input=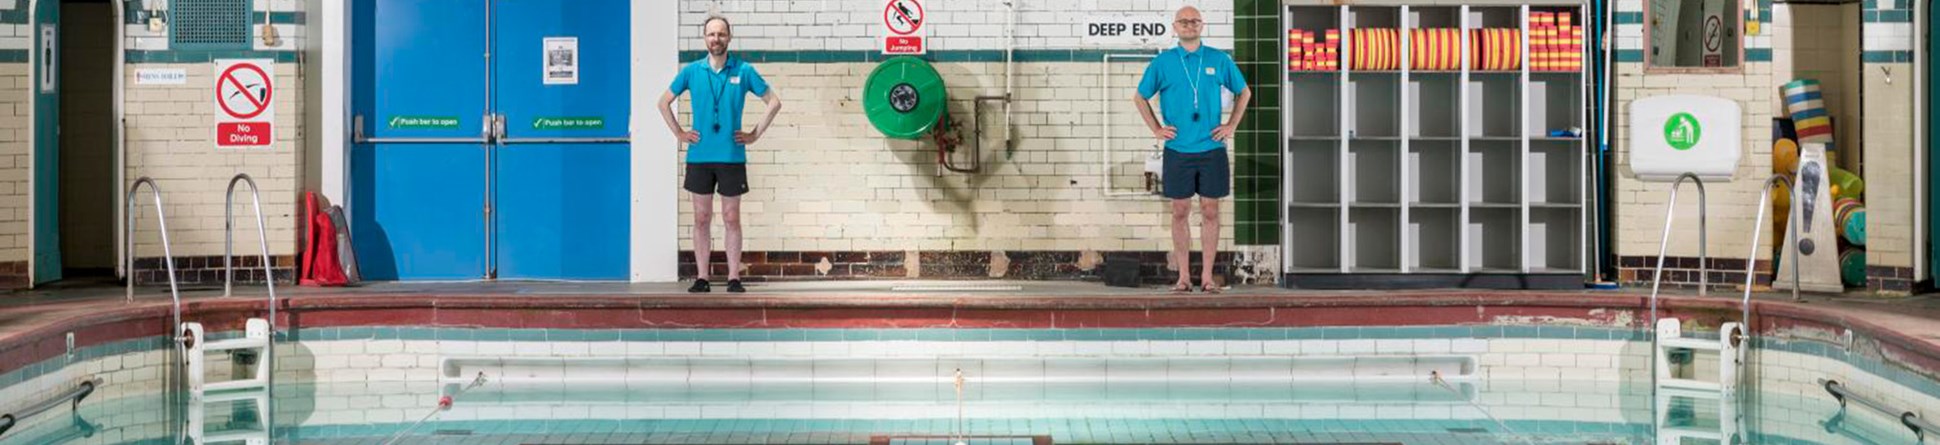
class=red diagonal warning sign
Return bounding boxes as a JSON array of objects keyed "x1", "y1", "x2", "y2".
[{"x1": 218, "y1": 62, "x2": 271, "y2": 120}]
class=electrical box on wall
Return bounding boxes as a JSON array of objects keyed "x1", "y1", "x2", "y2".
[{"x1": 1628, "y1": 95, "x2": 1742, "y2": 182}]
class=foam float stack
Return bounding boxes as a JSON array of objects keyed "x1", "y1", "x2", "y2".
[
  {"x1": 1288, "y1": 29, "x2": 1341, "y2": 71},
  {"x1": 1350, "y1": 28, "x2": 1401, "y2": 70},
  {"x1": 1408, "y1": 29, "x2": 1463, "y2": 71},
  {"x1": 1469, "y1": 28, "x2": 1522, "y2": 71},
  {"x1": 1782, "y1": 80, "x2": 1835, "y2": 143},
  {"x1": 1529, "y1": 12, "x2": 1583, "y2": 71}
]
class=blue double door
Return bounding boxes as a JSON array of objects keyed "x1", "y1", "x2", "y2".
[{"x1": 352, "y1": 0, "x2": 630, "y2": 280}]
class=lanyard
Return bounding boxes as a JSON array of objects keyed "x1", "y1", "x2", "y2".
[
  {"x1": 1178, "y1": 50, "x2": 1204, "y2": 120},
  {"x1": 709, "y1": 63, "x2": 733, "y2": 122}
]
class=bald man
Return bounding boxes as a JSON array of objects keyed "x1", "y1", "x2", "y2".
[{"x1": 1131, "y1": 6, "x2": 1251, "y2": 293}]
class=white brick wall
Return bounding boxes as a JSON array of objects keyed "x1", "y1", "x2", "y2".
[
  {"x1": 1611, "y1": 62, "x2": 1777, "y2": 262},
  {"x1": 681, "y1": 0, "x2": 1236, "y2": 51},
  {"x1": 670, "y1": 1, "x2": 1244, "y2": 251},
  {"x1": 0, "y1": 65, "x2": 27, "y2": 263},
  {"x1": 123, "y1": 63, "x2": 303, "y2": 257},
  {"x1": 1861, "y1": 63, "x2": 1915, "y2": 268}
]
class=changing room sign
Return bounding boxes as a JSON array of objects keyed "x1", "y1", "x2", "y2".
[
  {"x1": 1083, "y1": 15, "x2": 1171, "y2": 47},
  {"x1": 214, "y1": 59, "x2": 274, "y2": 149}
]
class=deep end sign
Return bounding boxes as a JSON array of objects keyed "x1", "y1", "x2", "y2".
[{"x1": 1084, "y1": 16, "x2": 1170, "y2": 47}]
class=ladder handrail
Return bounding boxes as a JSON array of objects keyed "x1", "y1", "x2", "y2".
[
  {"x1": 1742, "y1": 174, "x2": 1802, "y2": 330},
  {"x1": 0, "y1": 377, "x2": 98, "y2": 438},
  {"x1": 1648, "y1": 173, "x2": 1708, "y2": 326},
  {"x1": 1824, "y1": 379, "x2": 1939, "y2": 440},
  {"x1": 124, "y1": 178, "x2": 184, "y2": 329},
  {"x1": 221, "y1": 173, "x2": 277, "y2": 436}
]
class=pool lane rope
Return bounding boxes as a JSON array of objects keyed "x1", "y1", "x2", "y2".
[{"x1": 381, "y1": 372, "x2": 489, "y2": 445}]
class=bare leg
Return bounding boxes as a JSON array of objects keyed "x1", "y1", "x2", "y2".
[
  {"x1": 723, "y1": 196, "x2": 743, "y2": 280},
  {"x1": 692, "y1": 193, "x2": 714, "y2": 281},
  {"x1": 1170, "y1": 198, "x2": 1193, "y2": 290},
  {"x1": 1199, "y1": 197, "x2": 1221, "y2": 290}
]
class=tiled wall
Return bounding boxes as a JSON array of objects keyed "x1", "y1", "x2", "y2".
[
  {"x1": 659, "y1": 0, "x2": 1289, "y2": 281},
  {"x1": 1611, "y1": 0, "x2": 1779, "y2": 290},
  {"x1": 0, "y1": 0, "x2": 33, "y2": 283},
  {"x1": 1856, "y1": 0, "x2": 1919, "y2": 291},
  {"x1": 6, "y1": 324, "x2": 1940, "y2": 444},
  {"x1": 121, "y1": 0, "x2": 305, "y2": 285}
]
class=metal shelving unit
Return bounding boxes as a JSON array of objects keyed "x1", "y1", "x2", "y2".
[{"x1": 1281, "y1": 3, "x2": 1588, "y2": 289}]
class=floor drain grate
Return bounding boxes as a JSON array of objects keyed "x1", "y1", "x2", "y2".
[
  {"x1": 1446, "y1": 427, "x2": 1490, "y2": 434},
  {"x1": 432, "y1": 429, "x2": 473, "y2": 436}
]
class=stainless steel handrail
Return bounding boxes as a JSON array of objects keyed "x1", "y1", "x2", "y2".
[
  {"x1": 1741, "y1": 175, "x2": 1802, "y2": 330},
  {"x1": 1824, "y1": 379, "x2": 1939, "y2": 440},
  {"x1": 0, "y1": 377, "x2": 100, "y2": 437},
  {"x1": 124, "y1": 178, "x2": 184, "y2": 326},
  {"x1": 1648, "y1": 172, "x2": 1708, "y2": 327},
  {"x1": 221, "y1": 173, "x2": 278, "y2": 434}
]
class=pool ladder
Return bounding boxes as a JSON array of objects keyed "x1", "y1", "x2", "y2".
[
  {"x1": 138, "y1": 175, "x2": 279, "y2": 445},
  {"x1": 1644, "y1": 174, "x2": 1801, "y2": 445}
]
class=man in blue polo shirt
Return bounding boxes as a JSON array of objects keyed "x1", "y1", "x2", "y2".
[
  {"x1": 1131, "y1": 5, "x2": 1252, "y2": 294},
  {"x1": 657, "y1": 15, "x2": 783, "y2": 294}
]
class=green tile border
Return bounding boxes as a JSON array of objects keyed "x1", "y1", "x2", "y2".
[
  {"x1": 1863, "y1": 50, "x2": 1915, "y2": 63},
  {"x1": 125, "y1": 50, "x2": 299, "y2": 64}
]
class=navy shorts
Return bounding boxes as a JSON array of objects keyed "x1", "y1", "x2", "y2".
[
  {"x1": 684, "y1": 163, "x2": 750, "y2": 197},
  {"x1": 1162, "y1": 148, "x2": 1230, "y2": 199}
]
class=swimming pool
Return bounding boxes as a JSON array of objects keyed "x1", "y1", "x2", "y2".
[{"x1": 3, "y1": 321, "x2": 1937, "y2": 444}]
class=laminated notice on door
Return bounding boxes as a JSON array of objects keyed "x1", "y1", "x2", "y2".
[{"x1": 543, "y1": 37, "x2": 579, "y2": 85}]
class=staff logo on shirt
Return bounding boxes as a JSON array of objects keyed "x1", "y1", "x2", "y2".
[
  {"x1": 1204, "y1": 67, "x2": 1216, "y2": 75},
  {"x1": 730, "y1": 76, "x2": 741, "y2": 84}
]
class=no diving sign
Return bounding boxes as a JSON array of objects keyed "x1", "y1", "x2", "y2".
[
  {"x1": 215, "y1": 59, "x2": 274, "y2": 149},
  {"x1": 881, "y1": 0, "x2": 925, "y2": 55}
]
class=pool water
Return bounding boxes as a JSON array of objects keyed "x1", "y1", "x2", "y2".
[{"x1": 1, "y1": 326, "x2": 1935, "y2": 444}]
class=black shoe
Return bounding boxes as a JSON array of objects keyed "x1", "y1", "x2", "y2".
[
  {"x1": 688, "y1": 279, "x2": 711, "y2": 293},
  {"x1": 726, "y1": 279, "x2": 746, "y2": 293}
]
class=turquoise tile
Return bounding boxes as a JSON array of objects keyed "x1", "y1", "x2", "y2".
[
  {"x1": 337, "y1": 327, "x2": 375, "y2": 340},
  {"x1": 986, "y1": 329, "x2": 1035, "y2": 341},
  {"x1": 801, "y1": 330, "x2": 845, "y2": 342},
  {"x1": 398, "y1": 327, "x2": 438, "y2": 341},
  {"x1": 473, "y1": 329, "x2": 510, "y2": 341},
  {"x1": 725, "y1": 330, "x2": 768, "y2": 341},
  {"x1": 691, "y1": 330, "x2": 737, "y2": 342},
  {"x1": 506, "y1": 329, "x2": 547, "y2": 342},
  {"x1": 1287, "y1": 328, "x2": 1324, "y2": 340},
  {"x1": 873, "y1": 329, "x2": 919, "y2": 341},
  {"x1": 1174, "y1": 329, "x2": 1218, "y2": 340},
  {"x1": 659, "y1": 330, "x2": 701, "y2": 341},
  {"x1": 618, "y1": 330, "x2": 655, "y2": 342},
  {"x1": 1062, "y1": 329, "x2": 1104, "y2": 341},
  {"x1": 1246, "y1": 328, "x2": 1288, "y2": 340},
  {"x1": 582, "y1": 330, "x2": 620, "y2": 342},
  {"x1": 915, "y1": 329, "x2": 956, "y2": 341},
  {"x1": 1320, "y1": 327, "x2": 1360, "y2": 339},
  {"x1": 1538, "y1": 325, "x2": 1577, "y2": 339},
  {"x1": 1430, "y1": 326, "x2": 1473, "y2": 339},
  {"x1": 767, "y1": 330, "x2": 807, "y2": 341},
  {"x1": 955, "y1": 330, "x2": 991, "y2": 341},
  {"x1": 841, "y1": 330, "x2": 880, "y2": 341},
  {"x1": 1503, "y1": 326, "x2": 1543, "y2": 338}
]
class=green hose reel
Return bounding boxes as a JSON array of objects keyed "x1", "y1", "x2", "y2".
[{"x1": 863, "y1": 56, "x2": 947, "y2": 140}]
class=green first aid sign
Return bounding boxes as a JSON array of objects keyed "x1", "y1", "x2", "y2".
[{"x1": 1664, "y1": 112, "x2": 1701, "y2": 151}]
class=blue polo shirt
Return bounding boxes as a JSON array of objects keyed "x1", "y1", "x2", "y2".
[
  {"x1": 669, "y1": 56, "x2": 770, "y2": 164},
  {"x1": 1137, "y1": 45, "x2": 1247, "y2": 153}
]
